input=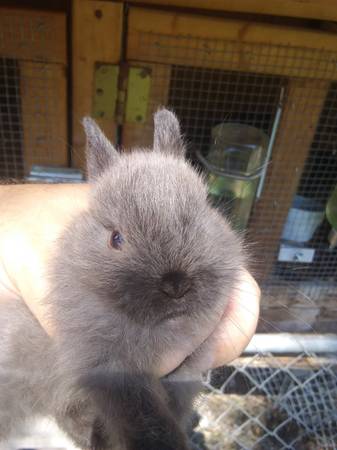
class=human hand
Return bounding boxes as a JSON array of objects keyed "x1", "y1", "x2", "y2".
[
  {"x1": 207, "y1": 269, "x2": 260, "y2": 369},
  {"x1": 159, "y1": 269, "x2": 260, "y2": 378},
  {"x1": 0, "y1": 183, "x2": 90, "y2": 335}
]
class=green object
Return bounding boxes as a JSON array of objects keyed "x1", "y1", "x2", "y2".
[
  {"x1": 93, "y1": 64, "x2": 119, "y2": 119},
  {"x1": 326, "y1": 185, "x2": 337, "y2": 248},
  {"x1": 197, "y1": 123, "x2": 269, "y2": 231},
  {"x1": 326, "y1": 185, "x2": 337, "y2": 229},
  {"x1": 125, "y1": 67, "x2": 151, "y2": 123},
  {"x1": 208, "y1": 174, "x2": 259, "y2": 231}
]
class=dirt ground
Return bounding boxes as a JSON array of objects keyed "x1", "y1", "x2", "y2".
[{"x1": 191, "y1": 392, "x2": 320, "y2": 450}]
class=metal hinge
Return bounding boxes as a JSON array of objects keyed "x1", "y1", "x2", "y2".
[
  {"x1": 124, "y1": 66, "x2": 151, "y2": 123},
  {"x1": 93, "y1": 64, "x2": 152, "y2": 124}
]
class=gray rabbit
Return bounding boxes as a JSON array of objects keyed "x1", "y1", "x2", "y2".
[{"x1": 0, "y1": 109, "x2": 244, "y2": 449}]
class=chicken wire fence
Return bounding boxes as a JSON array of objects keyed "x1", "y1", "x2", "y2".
[
  {"x1": 7, "y1": 352, "x2": 337, "y2": 450},
  {"x1": 192, "y1": 352, "x2": 337, "y2": 450}
]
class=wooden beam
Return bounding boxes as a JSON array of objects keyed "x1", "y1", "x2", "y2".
[
  {"x1": 71, "y1": 0, "x2": 123, "y2": 170},
  {"x1": 248, "y1": 79, "x2": 330, "y2": 280},
  {"x1": 128, "y1": 8, "x2": 337, "y2": 80},
  {"x1": 20, "y1": 61, "x2": 68, "y2": 174},
  {"x1": 0, "y1": 8, "x2": 66, "y2": 63},
  {"x1": 127, "y1": 0, "x2": 337, "y2": 23}
]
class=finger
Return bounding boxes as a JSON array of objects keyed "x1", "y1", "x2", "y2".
[{"x1": 210, "y1": 270, "x2": 260, "y2": 368}]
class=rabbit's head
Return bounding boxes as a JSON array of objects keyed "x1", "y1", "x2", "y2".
[{"x1": 65, "y1": 109, "x2": 244, "y2": 327}]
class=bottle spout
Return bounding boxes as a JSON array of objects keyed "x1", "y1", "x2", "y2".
[{"x1": 328, "y1": 228, "x2": 337, "y2": 250}]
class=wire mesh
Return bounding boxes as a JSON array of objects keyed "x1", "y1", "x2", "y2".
[
  {"x1": 127, "y1": 29, "x2": 337, "y2": 334},
  {"x1": 0, "y1": 57, "x2": 24, "y2": 178},
  {"x1": 6, "y1": 353, "x2": 337, "y2": 450},
  {"x1": 192, "y1": 352, "x2": 337, "y2": 450}
]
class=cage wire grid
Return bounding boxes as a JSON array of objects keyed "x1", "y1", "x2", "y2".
[
  {"x1": 0, "y1": 56, "x2": 23, "y2": 178},
  {"x1": 0, "y1": 10, "x2": 67, "y2": 179},
  {"x1": 195, "y1": 352, "x2": 337, "y2": 450},
  {"x1": 126, "y1": 29, "x2": 337, "y2": 449},
  {"x1": 131, "y1": 29, "x2": 337, "y2": 329}
]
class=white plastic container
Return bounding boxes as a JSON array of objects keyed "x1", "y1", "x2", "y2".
[{"x1": 281, "y1": 195, "x2": 324, "y2": 243}]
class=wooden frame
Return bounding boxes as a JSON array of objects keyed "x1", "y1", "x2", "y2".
[
  {"x1": 0, "y1": 7, "x2": 67, "y2": 174},
  {"x1": 71, "y1": 0, "x2": 123, "y2": 170}
]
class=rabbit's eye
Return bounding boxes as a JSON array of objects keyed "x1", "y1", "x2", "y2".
[{"x1": 110, "y1": 231, "x2": 124, "y2": 250}]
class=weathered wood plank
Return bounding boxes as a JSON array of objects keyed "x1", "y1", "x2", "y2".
[{"x1": 0, "y1": 8, "x2": 66, "y2": 63}]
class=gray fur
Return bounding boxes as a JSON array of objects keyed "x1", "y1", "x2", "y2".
[
  {"x1": 83, "y1": 117, "x2": 120, "y2": 181},
  {"x1": 0, "y1": 109, "x2": 244, "y2": 449},
  {"x1": 153, "y1": 108, "x2": 186, "y2": 156}
]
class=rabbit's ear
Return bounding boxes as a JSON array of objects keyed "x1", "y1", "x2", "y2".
[
  {"x1": 153, "y1": 108, "x2": 186, "y2": 157},
  {"x1": 82, "y1": 117, "x2": 120, "y2": 182}
]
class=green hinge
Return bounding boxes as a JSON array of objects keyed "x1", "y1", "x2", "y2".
[
  {"x1": 93, "y1": 63, "x2": 119, "y2": 120},
  {"x1": 125, "y1": 67, "x2": 152, "y2": 123}
]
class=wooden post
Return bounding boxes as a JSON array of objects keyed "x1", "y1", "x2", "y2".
[{"x1": 72, "y1": 0, "x2": 123, "y2": 170}]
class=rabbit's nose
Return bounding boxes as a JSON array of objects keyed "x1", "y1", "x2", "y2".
[{"x1": 160, "y1": 271, "x2": 191, "y2": 299}]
